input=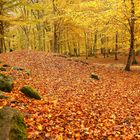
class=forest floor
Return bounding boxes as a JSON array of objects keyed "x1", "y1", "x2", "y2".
[
  {"x1": 73, "y1": 54, "x2": 140, "y2": 70},
  {"x1": 0, "y1": 50, "x2": 140, "y2": 140}
]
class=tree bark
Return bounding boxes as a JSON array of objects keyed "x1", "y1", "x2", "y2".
[
  {"x1": 84, "y1": 32, "x2": 88, "y2": 59},
  {"x1": 66, "y1": 28, "x2": 71, "y2": 56},
  {"x1": 93, "y1": 31, "x2": 97, "y2": 57},
  {"x1": 115, "y1": 31, "x2": 118, "y2": 60},
  {"x1": 52, "y1": 0, "x2": 58, "y2": 53},
  {"x1": 125, "y1": 0, "x2": 135, "y2": 71},
  {"x1": 0, "y1": 4, "x2": 4, "y2": 53},
  {"x1": 43, "y1": 27, "x2": 46, "y2": 51},
  {"x1": 77, "y1": 35, "x2": 80, "y2": 56}
]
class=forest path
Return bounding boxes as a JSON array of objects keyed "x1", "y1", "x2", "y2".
[{"x1": 73, "y1": 55, "x2": 140, "y2": 70}]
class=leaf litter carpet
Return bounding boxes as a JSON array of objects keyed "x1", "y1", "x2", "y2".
[{"x1": 0, "y1": 50, "x2": 140, "y2": 139}]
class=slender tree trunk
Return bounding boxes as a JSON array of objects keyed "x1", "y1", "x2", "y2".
[
  {"x1": 32, "y1": 29, "x2": 35, "y2": 50},
  {"x1": 50, "y1": 40, "x2": 53, "y2": 52},
  {"x1": 37, "y1": 9, "x2": 42, "y2": 51},
  {"x1": 84, "y1": 32, "x2": 88, "y2": 59},
  {"x1": 3, "y1": 40, "x2": 6, "y2": 52},
  {"x1": 53, "y1": 24, "x2": 58, "y2": 52},
  {"x1": 77, "y1": 35, "x2": 80, "y2": 56},
  {"x1": 103, "y1": 48, "x2": 106, "y2": 58},
  {"x1": 43, "y1": 28, "x2": 46, "y2": 51},
  {"x1": 66, "y1": 28, "x2": 71, "y2": 56},
  {"x1": 0, "y1": 21, "x2": 4, "y2": 53},
  {"x1": 24, "y1": 31, "x2": 29, "y2": 49},
  {"x1": 115, "y1": 31, "x2": 118, "y2": 60},
  {"x1": 37, "y1": 23, "x2": 42, "y2": 50},
  {"x1": 106, "y1": 37, "x2": 109, "y2": 57},
  {"x1": 125, "y1": 0, "x2": 135, "y2": 71},
  {"x1": 8, "y1": 39, "x2": 11, "y2": 51},
  {"x1": 0, "y1": 4, "x2": 4, "y2": 53},
  {"x1": 52, "y1": 0, "x2": 58, "y2": 53},
  {"x1": 12, "y1": 35, "x2": 16, "y2": 50},
  {"x1": 93, "y1": 31, "x2": 97, "y2": 57}
]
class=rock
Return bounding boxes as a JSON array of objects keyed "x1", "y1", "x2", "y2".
[
  {"x1": 20, "y1": 85, "x2": 41, "y2": 100},
  {"x1": 12, "y1": 66, "x2": 24, "y2": 71},
  {"x1": 25, "y1": 70, "x2": 31, "y2": 75},
  {"x1": 91, "y1": 73, "x2": 99, "y2": 80},
  {"x1": 0, "y1": 74, "x2": 14, "y2": 92},
  {"x1": 0, "y1": 107, "x2": 27, "y2": 140},
  {"x1": 2, "y1": 64, "x2": 10, "y2": 67},
  {"x1": 0, "y1": 67, "x2": 6, "y2": 71},
  {"x1": 10, "y1": 100, "x2": 20, "y2": 104},
  {"x1": 0, "y1": 93, "x2": 9, "y2": 99}
]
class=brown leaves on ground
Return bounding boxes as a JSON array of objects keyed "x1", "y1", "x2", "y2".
[{"x1": 0, "y1": 50, "x2": 140, "y2": 139}]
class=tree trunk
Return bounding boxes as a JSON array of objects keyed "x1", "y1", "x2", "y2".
[
  {"x1": 0, "y1": 21, "x2": 4, "y2": 53},
  {"x1": 125, "y1": 0, "x2": 135, "y2": 71},
  {"x1": 37, "y1": 23, "x2": 42, "y2": 50},
  {"x1": 63, "y1": 33, "x2": 67, "y2": 54},
  {"x1": 93, "y1": 32, "x2": 97, "y2": 57},
  {"x1": 43, "y1": 28, "x2": 46, "y2": 51},
  {"x1": 115, "y1": 31, "x2": 118, "y2": 60},
  {"x1": 53, "y1": 24, "x2": 57, "y2": 52},
  {"x1": 103, "y1": 48, "x2": 106, "y2": 58},
  {"x1": 24, "y1": 31, "x2": 29, "y2": 49},
  {"x1": 77, "y1": 35, "x2": 80, "y2": 56},
  {"x1": 33, "y1": 28, "x2": 36, "y2": 50},
  {"x1": 8, "y1": 39, "x2": 11, "y2": 51},
  {"x1": 52, "y1": 0, "x2": 58, "y2": 53},
  {"x1": 0, "y1": 4, "x2": 4, "y2": 53},
  {"x1": 66, "y1": 28, "x2": 71, "y2": 56},
  {"x1": 84, "y1": 32, "x2": 88, "y2": 59}
]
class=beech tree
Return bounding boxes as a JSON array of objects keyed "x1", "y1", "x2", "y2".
[{"x1": 0, "y1": 0, "x2": 20, "y2": 52}]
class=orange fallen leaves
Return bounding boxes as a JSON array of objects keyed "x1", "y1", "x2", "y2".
[{"x1": 0, "y1": 51, "x2": 140, "y2": 139}]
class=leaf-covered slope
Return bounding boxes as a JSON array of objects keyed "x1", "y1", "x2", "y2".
[{"x1": 0, "y1": 50, "x2": 140, "y2": 139}]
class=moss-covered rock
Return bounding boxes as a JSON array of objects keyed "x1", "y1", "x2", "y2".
[
  {"x1": 0, "y1": 74, "x2": 14, "y2": 92},
  {"x1": 0, "y1": 67, "x2": 6, "y2": 71},
  {"x1": 25, "y1": 70, "x2": 31, "y2": 75},
  {"x1": 12, "y1": 66, "x2": 24, "y2": 71},
  {"x1": 0, "y1": 93, "x2": 9, "y2": 99},
  {"x1": 20, "y1": 85, "x2": 41, "y2": 100},
  {"x1": 0, "y1": 107, "x2": 27, "y2": 140},
  {"x1": 91, "y1": 73, "x2": 99, "y2": 80}
]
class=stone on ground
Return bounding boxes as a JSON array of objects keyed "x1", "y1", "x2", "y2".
[
  {"x1": 12, "y1": 66, "x2": 24, "y2": 71},
  {"x1": 0, "y1": 67, "x2": 6, "y2": 71},
  {"x1": 0, "y1": 74, "x2": 14, "y2": 92},
  {"x1": 0, "y1": 107, "x2": 27, "y2": 140},
  {"x1": 20, "y1": 85, "x2": 41, "y2": 100},
  {"x1": 2, "y1": 64, "x2": 10, "y2": 67},
  {"x1": 25, "y1": 70, "x2": 31, "y2": 75},
  {"x1": 91, "y1": 73, "x2": 99, "y2": 80},
  {"x1": 0, "y1": 92, "x2": 9, "y2": 99}
]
